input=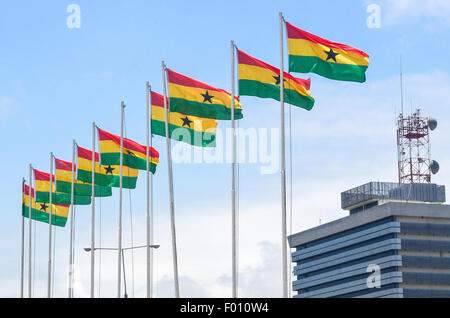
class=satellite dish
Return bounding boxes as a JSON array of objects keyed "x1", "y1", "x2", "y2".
[
  {"x1": 428, "y1": 118, "x2": 438, "y2": 131},
  {"x1": 430, "y1": 160, "x2": 440, "y2": 175}
]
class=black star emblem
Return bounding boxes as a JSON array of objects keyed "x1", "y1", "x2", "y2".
[
  {"x1": 324, "y1": 48, "x2": 339, "y2": 62},
  {"x1": 104, "y1": 165, "x2": 115, "y2": 175},
  {"x1": 273, "y1": 75, "x2": 286, "y2": 86},
  {"x1": 126, "y1": 150, "x2": 135, "y2": 156},
  {"x1": 40, "y1": 203, "x2": 48, "y2": 212},
  {"x1": 181, "y1": 116, "x2": 193, "y2": 128},
  {"x1": 201, "y1": 91, "x2": 214, "y2": 103}
]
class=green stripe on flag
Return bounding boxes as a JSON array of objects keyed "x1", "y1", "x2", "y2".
[
  {"x1": 22, "y1": 204, "x2": 67, "y2": 227},
  {"x1": 151, "y1": 120, "x2": 216, "y2": 148},
  {"x1": 56, "y1": 180, "x2": 112, "y2": 197},
  {"x1": 239, "y1": 79, "x2": 315, "y2": 111},
  {"x1": 99, "y1": 153, "x2": 157, "y2": 173},
  {"x1": 77, "y1": 169, "x2": 138, "y2": 190},
  {"x1": 35, "y1": 191, "x2": 91, "y2": 205},
  {"x1": 289, "y1": 55, "x2": 368, "y2": 83},
  {"x1": 169, "y1": 98, "x2": 243, "y2": 121}
]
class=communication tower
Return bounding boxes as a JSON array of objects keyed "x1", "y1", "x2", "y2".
[{"x1": 397, "y1": 109, "x2": 439, "y2": 184}]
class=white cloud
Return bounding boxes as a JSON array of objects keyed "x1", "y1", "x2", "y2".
[
  {"x1": 235, "y1": 242, "x2": 282, "y2": 298},
  {"x1": 155, "y1": 275, "x2": 208, "y2": 298},
  {"x1": 0, "y1": 97, "x2": 15, "y2": 119},
  {"x1": 381, "y1": 0, "x2": 450, "y2": 26}
]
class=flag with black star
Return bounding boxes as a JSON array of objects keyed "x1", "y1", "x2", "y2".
[
  {"x1": 166, "y1": 68, "x2": 243, "y2": 120},
  {"x1": 55, "y1": 157, "x2": 112, "y2": 198},
  {"x1": 33, "y1": 168, "x2": 91, "y2": 205},
  {"x1": 76, "y1": 145, "x2": 140, "y2": 189},
  {"x1": 150, "y1": 91, "x2": 218, "y2": 147},
  {"x1": 286, "y1": 21, "x2": 369, "y2": 83},
  {"x1": 22, "y1": 183, "x2": 69, "y2": 227},
  {"x1": 237, "y1": 49, "x2": 315, "y2": 111},
  {"x1": 98, "y1": 127, "x2": 159, "y2": 173}
]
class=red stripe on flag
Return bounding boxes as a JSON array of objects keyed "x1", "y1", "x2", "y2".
[
  {"x1": 167, "y1": 69, "x2": 239, "y2": 101},
  {"x1": 33, "y1": 169, "x2": 55, "y2": 181},
  {"x1": 23, "y1": 184, "x2": 35, "y2": 198},
  {"x1": 77, "y1": 146, "x2": 100, "y2": 162},
  {"x1": 285, "y1": 22, "x2": 369, "y2": 58},
  {"x1": 97, "y1": 128, "x2": 160, "y2": 159},
  {"x1": 237, "y1": 49, "x2": 311, "y2": 90},
  {"x1": 55, "y1": 158, "x2": 75, "y2": 171},
  {"x1": 151, "y1": 91, "x2": 167, "y2": 109}
]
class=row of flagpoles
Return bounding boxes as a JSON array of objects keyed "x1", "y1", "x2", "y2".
[{"x1": 19, "y1": 12, "x2": 369, "y2": 298}]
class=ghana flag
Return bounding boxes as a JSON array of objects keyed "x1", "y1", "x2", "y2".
[
  {"x1": 77, "y1": 145, "x2": 139, "y2": 189},
  {"x1": 34, "y1": 169, "x2": 91, "y2": 205},
  {"x1": 151, "y1": 91, "x2": 217, "y2": 147},
  {"x1": 237, "y1": 49, "x2": 314, "y2": 111},
  {"x1": 98, "y1": 128, "x2": 159, "y2": 172},
  {"x1": 286, "y1": 21, "x2": 369, "y2": 83},
  {"x1": 22, "y1": 181, "x2": 69, "y2": 227},
  {"x1": 167, "y1": 69, "x2": 243, "y2": 120},
  {"x1": 55, "y1": 158, "x2": 112, "y2": 197}
]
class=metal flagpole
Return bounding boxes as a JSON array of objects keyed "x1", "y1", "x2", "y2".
[
  {"x1": 47, "y1": 153, "x2": 54, "y2": 298},
  {"x1": 146, "y1": 81, "x2": 153, "y2": 298},
  {"x1": 162, "y1": 61, "x2": 180, "y2": 298},
  {"x1": 121, "y1": 250, "x2": 128, "y2": 298},
  {"x1": 117, "y1": 101, "x2": 125, "y2": 298},
  {"x1": 90, "y1": 123, "x2": 96, "y2": 298},
  {"x1": 68, "y1": 140, "x2": 76, "y2": 298},
  {"x1": 279, "y1": 12, "x2": 288, "y2": 298},
  {"x1": 28, "y1": 165, "x2": 33, "y2": 298},
  {"x1": 20, "y1": 179, "x2": 25, "y2": 298},
  {"x1": 230, "y1": 40, "x2": 238, "y2": 298},
  {"x1": 150, "y1": 101, "x2": 155, "y2": 298}
]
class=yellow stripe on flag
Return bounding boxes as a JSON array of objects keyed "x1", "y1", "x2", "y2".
[
  {"x1": 288, "y1": 38, "x2": 369, "y2": 66},
  {"x1": 151, "y1": 106, "x2": 217, "y2": 133},
  {"x1": 169, "y1": 83, "x2": 242, "y2": 110}
]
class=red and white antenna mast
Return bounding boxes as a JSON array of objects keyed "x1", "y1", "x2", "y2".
[{"x1": 397, "y1": 109, "x2": 438, "y2": 183}]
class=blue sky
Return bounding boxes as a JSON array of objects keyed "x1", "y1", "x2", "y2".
[{"x1": 1, "y1": 0, "x2": 450, "y2": 298}]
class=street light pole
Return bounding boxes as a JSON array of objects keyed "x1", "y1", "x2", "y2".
[{"x1": 83, "y1": 244, "x2": 160, "y2": 298}]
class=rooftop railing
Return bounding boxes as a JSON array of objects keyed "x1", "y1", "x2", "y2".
[{"x1": 341, "y1": 182, "x2": 446, "y2": 210}]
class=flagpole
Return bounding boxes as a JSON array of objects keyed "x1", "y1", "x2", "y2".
[
  {"x1": 162, "y1": 61, "x2": 180, "y2": 298},
  {"x1": 279, "y1": 12, "x2": 288, "y2": 299},
  {"x1": 20, "y1": 178, "x2": 25, "y2": 298},
  {"x1": 90, "y1": 123, "x2": 96, "y2": 298},
  {"x1": 146, "y1": 81, "x2": 153, "y2": 298},
  {"x1": 230, "y1": 40, "x2": 238, "y2": 298},
  {"x1": 150, "y1": 99, "x2": 155, "y2": 298},
  {"x1": 28, "y1": 164, "x2": 33, "y2": 298},
  {"x1": 47, "y1": 153, "x2": 54, "y2": 298},
  {"x1": 68, "y1": 140, "x2": 76, "y2": 298},
  {"x1": 117, "y1": 101, "x2": 125, "y2": 298}
]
